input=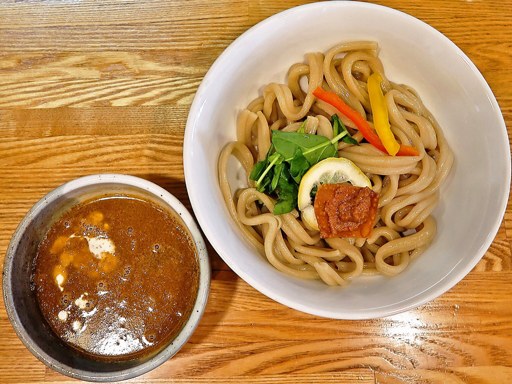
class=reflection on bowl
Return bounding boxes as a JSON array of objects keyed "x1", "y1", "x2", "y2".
[
  {"x1": 3, "y1": 174, "x2": 210, "y2": 381},
  {"x1": 184, "y1": 2, "x2": 510, "y2": 319}
]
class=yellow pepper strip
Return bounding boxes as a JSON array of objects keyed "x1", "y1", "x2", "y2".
[{"x1": 367, "y1": 73, "x2": 400, "y2": 156}]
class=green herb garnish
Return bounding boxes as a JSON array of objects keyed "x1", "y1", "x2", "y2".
[
  {"x1": 297, "y1": 120, "x2": 307, "y2": 134},
  {"x1": 332, "y1": 114, "x2": 358, "y2": 146},
  {"x1": 249, "y1": 120, "x2": 349, "y2": 214}
]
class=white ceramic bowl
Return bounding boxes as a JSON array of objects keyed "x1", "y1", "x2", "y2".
[{"x1": 184, "y1": 1, "x2": 510, "y2": 319}]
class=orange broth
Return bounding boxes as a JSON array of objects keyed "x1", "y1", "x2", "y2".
[{"x1": 32, "y1": 195, "x2": 199, "y2": 360}]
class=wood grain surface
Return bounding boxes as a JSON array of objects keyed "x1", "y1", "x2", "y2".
[{"x1": 1, "y1": 0, "x2": 511, "y2": 383}]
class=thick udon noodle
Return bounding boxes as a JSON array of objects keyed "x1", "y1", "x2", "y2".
[{"x1": 218, "y1": 41, "x2": 453, "y2": 286}]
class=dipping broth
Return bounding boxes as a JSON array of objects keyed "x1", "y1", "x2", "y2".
[{"x1": 32, "y1": 195, "x2": 199, "y2": 360}]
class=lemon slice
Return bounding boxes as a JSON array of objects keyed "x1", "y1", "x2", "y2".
[{"x1": 298, "y1": 157, "x2": 371, "y2": 230}]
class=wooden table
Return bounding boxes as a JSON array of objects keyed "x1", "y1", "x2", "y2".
[{"x1": 1, "y1": 0, "x2": 511, "y2": 383}]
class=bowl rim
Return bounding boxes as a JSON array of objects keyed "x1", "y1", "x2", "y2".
[
  {"x1": 2, "y1": 174, "x2": 211, "y2": 381},
  {"x1": 183, "y1": 1, "x2": 511, "y2": 319}
]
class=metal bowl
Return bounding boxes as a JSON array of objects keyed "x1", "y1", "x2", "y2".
[{"x1": 2, "y1": 174, "x2": 210, "y2": 382}]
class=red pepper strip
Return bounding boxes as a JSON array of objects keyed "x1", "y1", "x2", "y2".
[{"x1": 313, "y1": 87, "x2": 419, "y2": 156}]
